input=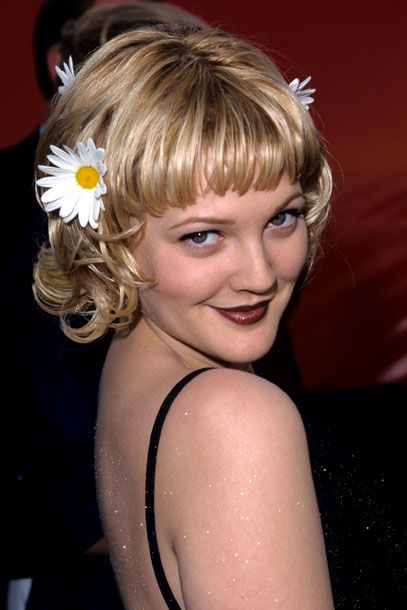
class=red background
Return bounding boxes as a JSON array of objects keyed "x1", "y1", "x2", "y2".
[{"x1": 1, "y1": 0, "x2": 406, "y2": 389}]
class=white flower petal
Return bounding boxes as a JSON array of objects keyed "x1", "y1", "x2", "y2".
[
  {"x1": 89, "y1": 201, "x2": 100, "y2": 229},
  {"x1": 77, "y1": 142, "x2": 93, "y2": 165},
  {"x1": 56, "y1": 56, "x2": 75, "y2": 94},
  {"x1": 77, "y1": 141, "x2": 87, "y2": 158},
  {"x1": 40, "y1": 180, "x2": 78, "y2": 203},
  {"x1": 289, "y1": 78, "x2": 299, "y2": 92},
  {"x1": 61, "y1": 144, "x2": 78, "y2": 157},
  {"x1": 38, "y1": 165, "x2": 71, "y2": 177},
  {"x1": 63, "y1": 201, "x2": 82, "y2": 223},
  {"x1": 87, "y1": 138, "x2": 96, "y2": 152},
  {"x1": 36, "y1": 175, "x2": 71, "y2": 188},
  {"x1": 87, "y1": 139, "x2": 106, "y2": 164},
  {"x1": 41, "y1": 187, "x2": 65, "y2": 204},
  {"x1": 78, "y1": 191, "x2": 93, "y2": 227},
  {"x1": 50, "y1": 144, "x2": 76, "y2": 161},
  {"x1": 97, "y1": 161, "x2": 106, "y2": 176},
  {"x1": 94, "y1": 199, "x2": 103, "y2": 225},
  {"x1": 47, "y1": 146, "x2": 79, "y2": 167},
  {"x1": 44, "y1": 196, "x2": 66, "y2": 212},
  {"x1": 67, "y1": 56, "x2": 74, "y2": 77},
  {"x1": 47, "y1": 154, "x2": 77, "y2": 171},
  {"x1": 59, "y1": 192, "x2": 80, "y2": 218},
  {"x1": 298, "y1": 76, "x2": 312, "y2": 88},
  {"x1": 55, "y1": 66, "x2": 69, "y2": 86},
  {"x1": 87, "y1": 138, "x2": 106, "y2": 165},
  {"x1": 96, "y1": 156, "x2": 104, "y2": 166},
  {"x1": 95, "y1": 179, "x2": 107, "y2": 198},
  {"x1": 299, "y1": 88, "x2": 316, "y2": 97}
]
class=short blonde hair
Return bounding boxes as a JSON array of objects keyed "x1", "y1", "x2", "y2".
[{"x1": 34, "y1": 25, "x2": 332, "y2": 342}]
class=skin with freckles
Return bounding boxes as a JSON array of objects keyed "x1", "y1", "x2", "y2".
[{"x1": 96, "y1": 173, "x2": 334, "y2": 609}]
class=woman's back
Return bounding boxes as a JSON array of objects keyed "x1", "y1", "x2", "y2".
[
  {"x1": 96, "y1": 322, "x2": 333, "y2": 609},
  {"x1": 96, "y1": 327, "x2": 185, "y2": 609}
]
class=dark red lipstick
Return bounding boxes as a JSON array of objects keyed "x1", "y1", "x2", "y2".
[{"x1": 211, "y1": 301, "x2": 269, "y2": 325}]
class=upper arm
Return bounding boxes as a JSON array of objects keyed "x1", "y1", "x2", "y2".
[{"x1": 162, "y1": 370, "x2": 333, "y2": 609}]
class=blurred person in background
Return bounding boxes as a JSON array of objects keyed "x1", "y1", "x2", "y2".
[{"x1": 2, "y1": 2, "x2": 205, "y2": 610}]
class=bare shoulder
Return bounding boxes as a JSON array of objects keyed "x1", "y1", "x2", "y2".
[
  {"x1": 164, "y1": 366, "x2": 311, "y2": 522},
  {"x1": 162, "y1": 368, "x2": 333, "y2": 608},
  {"x1": 170, "y1": 367, "x2": 306, "y2": 452},
  {"x1": 163, "y1": 367, "x2": 311, "y2": 534}
]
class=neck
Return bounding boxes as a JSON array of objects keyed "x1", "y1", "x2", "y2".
[{"x1": 134, "y1": 316, "x2": 253, "y2": 373}]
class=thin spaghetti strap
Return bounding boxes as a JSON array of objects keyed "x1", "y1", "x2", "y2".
[{"x1": 145, "y1": 367, "x2": 213, "y2": 610}]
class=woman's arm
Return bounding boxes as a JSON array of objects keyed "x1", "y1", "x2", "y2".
[{"x1": 162, "y1": 369, "x2": 334, "y2": 609}]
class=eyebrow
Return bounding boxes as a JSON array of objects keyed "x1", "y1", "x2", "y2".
[
  {"x1": 169, "y1": 216, "x2": 237, "y2": 230},
  {"x1": 168, "y1": 192, "x2": 305, "y2": 230}
]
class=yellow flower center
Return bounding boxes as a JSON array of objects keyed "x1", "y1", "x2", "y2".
[{"x1": 75, "y1": 165, "x2": 99, "y2": 189}]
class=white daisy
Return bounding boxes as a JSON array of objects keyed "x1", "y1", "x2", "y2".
[
  {"x1": 36, "y1": 138, "x2": 107, "y2": 229},
  {"x1": 55, "y1": 56, "x2": 75, "y2": 94},
  {"x1": 289, "y1": 76, "x2": 316, "y2": 110}
]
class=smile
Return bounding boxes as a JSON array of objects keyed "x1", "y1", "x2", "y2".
[{"x1": 210, "y1": 301, "x2": 270, "y2": 325}]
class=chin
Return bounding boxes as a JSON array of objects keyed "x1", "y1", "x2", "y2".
[{"x1": 210, "y1": 333, "x2": 278, "y2": 367}]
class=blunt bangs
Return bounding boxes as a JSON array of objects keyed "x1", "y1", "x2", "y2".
[{"x1": 100, "y1": 37, "x2": 322, "y2": 218}]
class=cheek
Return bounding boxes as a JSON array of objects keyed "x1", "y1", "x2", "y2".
[
  {"x1": 140, "y1": 251, "x2": 223, "y2": 311},
  {"x1": 295, "y1": 230, "x2": 309, "y2": 273},
  {"x1": 274, "y1": 228, "x2": 309, "y2": 279},
  {"x1": 161, "y1": 265, "x2": 223, "y2": 304}
]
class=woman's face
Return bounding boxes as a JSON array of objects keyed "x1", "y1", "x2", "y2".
[{"x1": 135, "y1": 172, "x2": 308, "y2": 365}]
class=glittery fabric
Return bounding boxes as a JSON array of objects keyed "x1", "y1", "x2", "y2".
[{"x1": 298, "y1": 385, "x2": 407, "y2": 609}]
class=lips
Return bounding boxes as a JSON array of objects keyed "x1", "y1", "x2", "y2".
[{"x1": 211, "y1": 300, "x2": 270, "y2": 325}]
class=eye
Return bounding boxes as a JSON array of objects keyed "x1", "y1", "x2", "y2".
[
  {"x1": 180, "y1": 230, "x2": 221, "y2": 248},
  {"x1": 268, "y1": 208, "x2": 304, "y2": 229}
]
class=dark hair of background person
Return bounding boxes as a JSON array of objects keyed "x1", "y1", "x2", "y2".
[
  {"x1": 59, "y1": 1, "x2": 206, "y2": 66},
  {"x1": 33, "y1": 0, "x2": 164, "y2": 100}
]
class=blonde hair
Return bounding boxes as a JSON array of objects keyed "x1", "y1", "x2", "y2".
[{"x1": 34, "y1": 25, "x2": 332, "y2": 343}]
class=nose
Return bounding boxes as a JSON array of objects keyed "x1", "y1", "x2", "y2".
[{"x1": 230, "y1": 239, "x2": 277, "y2": 295}]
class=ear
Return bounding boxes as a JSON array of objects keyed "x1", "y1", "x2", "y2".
[{"x1": 46, "y1": 42, "x2": 63, "y2": 86}]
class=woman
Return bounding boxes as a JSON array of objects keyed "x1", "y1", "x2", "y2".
[{"x1": 34, "y1": 26, "x2": 334, "y2": 609}]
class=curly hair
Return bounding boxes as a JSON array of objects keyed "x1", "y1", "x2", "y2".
[{"x1": 34, "y1": 25, "x2": 332, "y2": 343}]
